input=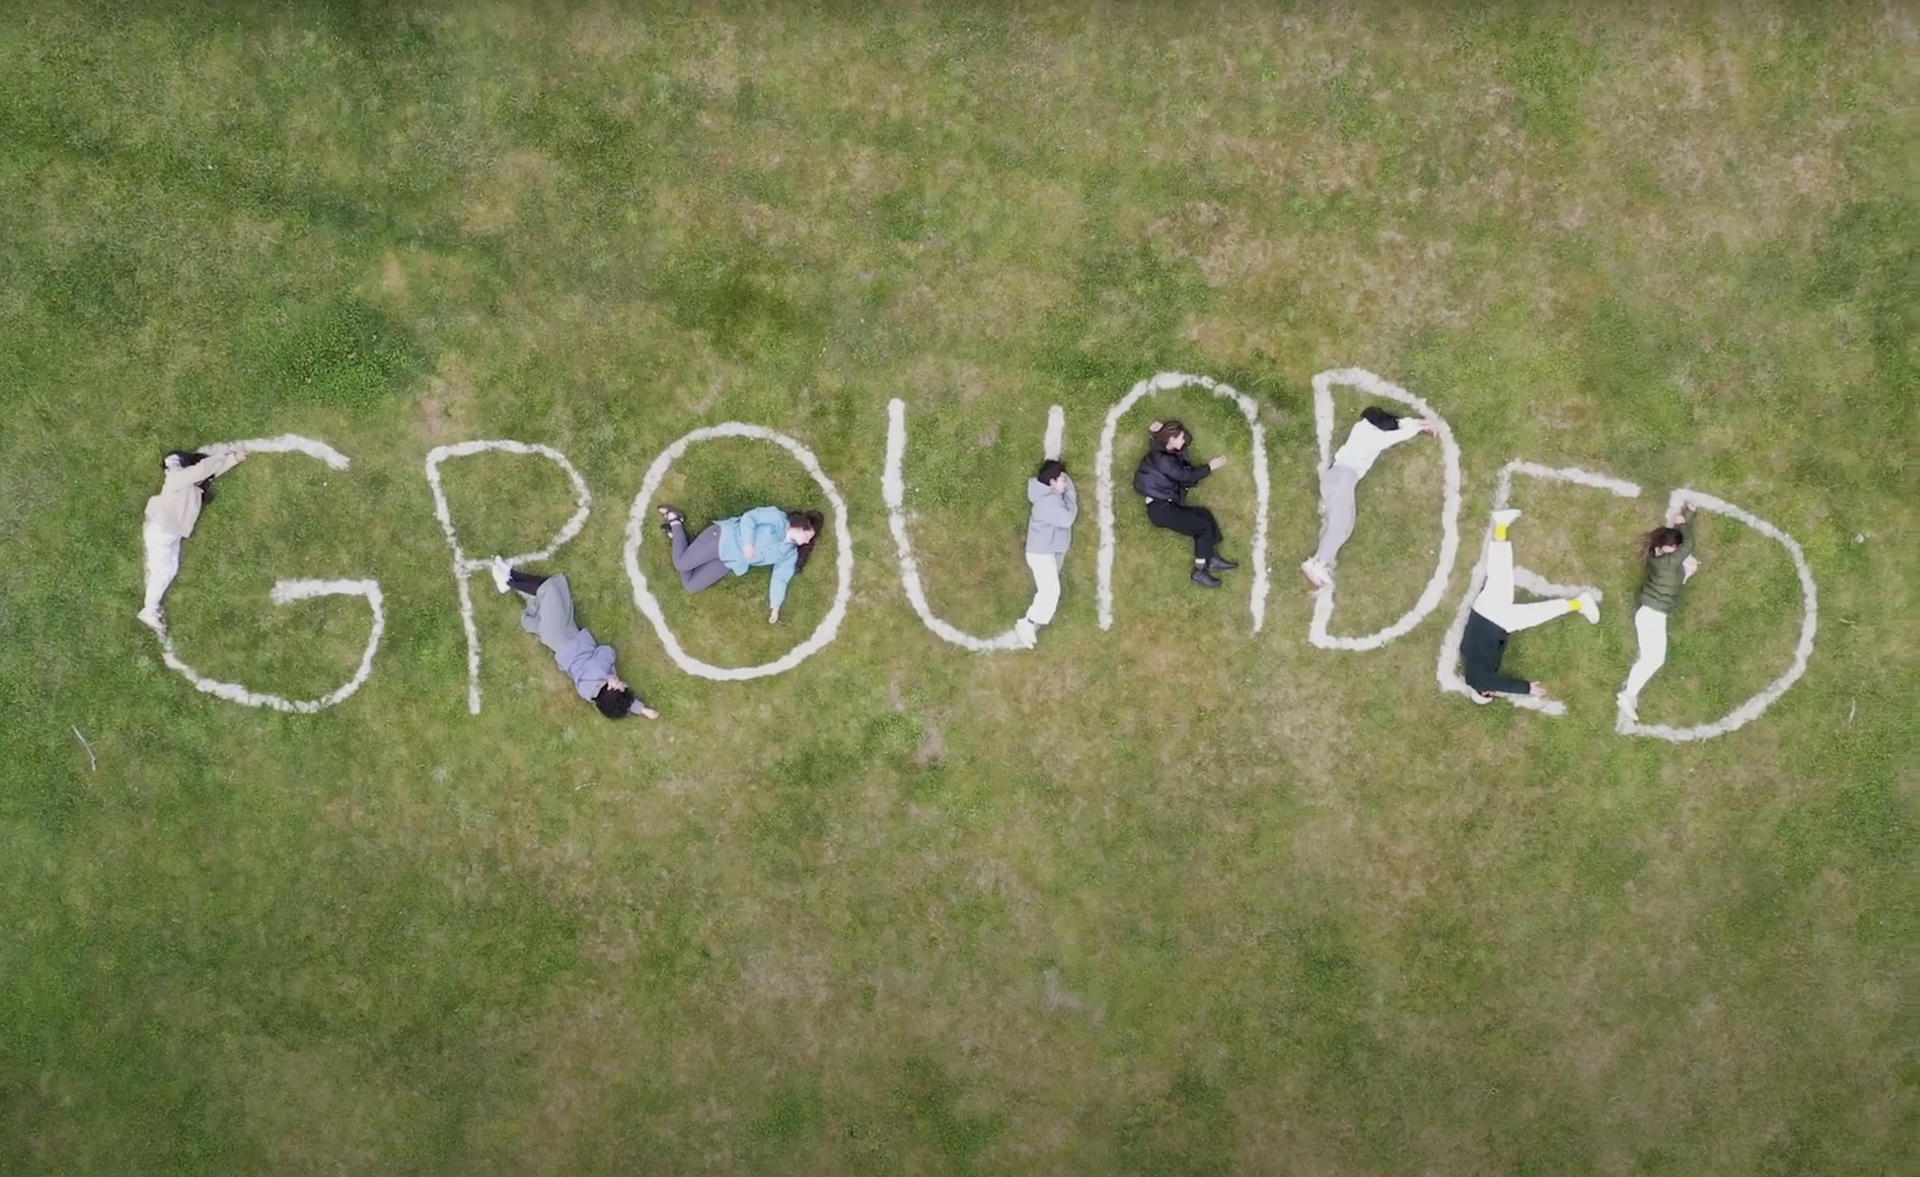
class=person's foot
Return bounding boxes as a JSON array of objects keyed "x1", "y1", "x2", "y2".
[
  {"x1": 656, "y1": 504, "x2": 685, "y2": 536},
  {"x1": 1191, "y1": 568, "x2": 1222, "y2": 588},
  {"x1": 1207, "y1": 555, "x2": 1238, "y2": 572},
  {"x1": 490, "y1": 557, "x2": 512, "y2": 594},
  {"x1": 639, "y1": 706, "x2": 661, "y2": 720},
  {"x1": 136, "y1": 606, "x2": 164, "y2": 630},
  {"x1": 1299, "y1": 558, "x2": 1331, "y2": 588},
  {"x1": 1492, "y1": 508, "x2": 1523, "y2": 528},
  {"x1": 1616, "y1": 691, "x2": 1638, "y2": 722},
  {"x1": 1572, "y1": 591, "x2": 1601, "y2": 624},
  {"x1": 1013, "y1": 618, "x2": 1038, "y2": 649}
]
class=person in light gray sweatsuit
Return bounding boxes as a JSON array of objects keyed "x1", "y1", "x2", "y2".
[
  {"x1": 1015, "y1": 459, "x2": 1078, "y2": 648},
  {"x1": 489, "y1": 561, "x2": 658, "y2": 721}
]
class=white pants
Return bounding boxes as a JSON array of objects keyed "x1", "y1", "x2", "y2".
[
  {"x1": 1023, "y1": 551, "x2": 1063, "y2": 627},
  {"x1": 1471, "y1": 537, "x2": 1575, "y2": 633},
  {"x1": 1622, "y1": 605, "x2": 1669, "y2": 700},
  {"x1": 142, "y1": 522, "x2": 184, "y2": 614}
]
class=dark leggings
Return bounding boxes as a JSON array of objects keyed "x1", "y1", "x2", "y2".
[
  {"x1": 507, "y1": 569, "x2": 548, "y2": 595},
  {"x1": 670, "y1": 522, "x2": 730, "y2": 593},
  {"x1": 1146, "y1": 499, "x2": 1222, "y2": 562}
]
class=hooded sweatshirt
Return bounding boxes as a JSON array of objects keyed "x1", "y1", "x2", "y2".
[
  {"x1": 144, "y1": 450, "x2": 244, "y2": 537},
  {"x1": 716, "y1": 506, "x2": 803, "y2": 612},
  {"x1": 1330, "y1": 415, "x2": 1423, "y2": 478},
  {"x1": 1025, "y1": 477, "x2": 1078, "y2": 555}
]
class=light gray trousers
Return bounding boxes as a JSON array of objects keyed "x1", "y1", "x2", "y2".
[{"x1": 1314, "y1": 464, "x2": 1360, "y2": 566}]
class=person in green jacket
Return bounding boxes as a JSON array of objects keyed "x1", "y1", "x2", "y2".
[
  {"x1": 656, "y1": 504, "x2": 823, "y2": 624},
  {"x1": 1617, "y1": 502, "x2": 1701, "y2": 722}
]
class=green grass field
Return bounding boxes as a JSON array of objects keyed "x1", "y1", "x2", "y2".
[{"x1": 2, "y1": 2, "x2": 1913, "y2": 1173}]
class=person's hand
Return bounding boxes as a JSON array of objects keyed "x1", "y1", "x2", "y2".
[
  {"x1": 1147, "y1": 420, "x2": 1164, "y2": 433},
  {"x1": 1419, "y1": 417, "x2": 1439, "y2": 435},
  {"x1": 1208, "y1": 455, "x2": 1228, "y2": 470},
  {"x1": 769, "y1": 608, "x2": 780, "y2": 625},
  {"x1": 639, "y1": 706, "x2": 660, "y2": 720},
  {"x1": 1682, "y1": 554, "x2": 1700, "y2": 581},
  {"x1": 1529, "y1": 682, "x2": 1548, "y2": 698},
  {"x1": 743, "y1": 543, "x2": 756, "y2": 560}
]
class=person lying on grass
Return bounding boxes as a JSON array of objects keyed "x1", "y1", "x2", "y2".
[
  {"x1": 1459, "y1": 508, "x2": 1599, "y2": 705},
  {"x1": 489, "y1": 561, "x2": 658, "y2": 720},
  {"x1": 1299, "y1": 406, "x2": 1439, "y2": 589},
  {"x1": 655, "y1": 504, "x2": 823, "y2": 625},
  {"x1": 1015, "y1": 458, "x2": 1078, "y2": 649},
  {"x1": 138, "y1": 446, "x2": 248, "y2": 631},
  {"x1": 1135, "y1": 419, "x2": 1238, "y2": 588},
  {"x1": 1617, "y1": 501, "x2": 1701, "y2": 723}
]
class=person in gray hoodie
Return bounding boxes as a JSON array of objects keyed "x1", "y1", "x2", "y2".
[
  {"x1": 489, "y1": 560, "x2": 658, "y2": 721},
  {"x1": 1015, "y1": 459, "x2": 1078, "y2": 648}
]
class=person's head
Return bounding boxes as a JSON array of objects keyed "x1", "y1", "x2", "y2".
[
  {"x1": 1153, "y1": 420, "x2": 1190, "y2": 453},
  {"x1": 1035, "y1": 458, "x2": 1067, "y2": 489},
  {"x1": 1360, "y1": 406, "x2": 1399, "y2": 431},
  {"x1": 1646, "y1": 526, "x2": 1686, "y2": 558},
  {"x1": 163, "y1": 450, "x2": 207, "y2": 471},
  {"x1": 787, "y1": 510, "x2": 825, "y2": 573},
  {"x1": 593, "y1": 678, "x2": 636, "y2": 720}
]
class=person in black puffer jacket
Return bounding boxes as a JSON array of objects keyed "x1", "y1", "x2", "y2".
[{"x1": 1132, "y1": 419, "x2": 1239, "y2": 588}]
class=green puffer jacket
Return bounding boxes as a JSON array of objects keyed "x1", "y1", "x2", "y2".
[{"x1": 1637, "y1": 513, "x2": 1696, "y2": 614}]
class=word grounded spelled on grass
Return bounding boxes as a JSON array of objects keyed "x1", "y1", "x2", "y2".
[{"x1": 144, "y1": 372, "x2": 1818, "y2": 743}]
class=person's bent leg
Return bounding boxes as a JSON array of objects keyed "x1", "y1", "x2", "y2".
[
  {"x1": 1484, "y1": 596, "x2": 1578, "y2": 634},
  {"x1": 506, "y1": 569, "x2": 548, "y2": 595},
  {"x1": 672, "y1": 523, "x2": 723, "y2": 572},
  {"x1": 679, "y1": 559, "x2": 729, "y2": 594},
  {"x1": 1622, "y1": 606, "x2": 1669, "y2": 699},
  {"x1": 1024, "y1": 552, "x2": 1061, "y2": 626},
  {"x1": 1314, "y1": 466, "x2": 1359, "y2": 567},
  {"x1": 1187, "y1": 507, "x2": 1220, "y2": 562}
]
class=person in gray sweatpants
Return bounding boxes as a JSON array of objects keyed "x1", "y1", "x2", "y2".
[
  {"x1": 489, "y1": 561, "x2": 658, "y2": 720},
  {"x1": 1300, "y1": 406, "x2": 1438, "y2": 588}
]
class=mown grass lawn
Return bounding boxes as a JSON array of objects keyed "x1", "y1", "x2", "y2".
[{"x1": 1, "y1": 3, "x2": 1912, "y2": 1174}]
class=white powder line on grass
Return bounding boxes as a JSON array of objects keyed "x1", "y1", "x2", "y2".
[
  {"x1": 624, "y1": 423, "x2": 854, "y2": 681},
  {"x1": 1436, "y1": 460, "x2": 1642, "y2": 717},
  {"x1": 1306, "y1": 368, "x2": 1463, "y2": 652},
  {"x1": 1094, "y1": 372, "x2": 1271, "y2": 633},
  {"x1": 424, "y1": 440, "x2": 595, "y2": 715},
  {"x1": 71, "y1": 726, "x2": 96, "y2": 772},
  {"x1": 145, "y1": 437, "x2": 385, "y2": 713},
  {"x1": 1617, "y1": 487, "x2": 1818, "y2": 742},
  {"x1": 883, "y1": 399, "x2": 1062, "y2": 652}
]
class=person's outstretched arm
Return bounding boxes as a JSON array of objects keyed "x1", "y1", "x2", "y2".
[
  {"x1": 165, "y1": 449, "x2": 245, "y2": 491},
  {"x1": 1168, "y1": 455, "x2": 1212, "y2": 485},
  {"x1": 766, "y1": 549, "x2": 798, "y2": 621}
]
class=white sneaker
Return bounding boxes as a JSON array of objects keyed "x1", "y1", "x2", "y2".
[
  {"x1": 489, "y1": 558, "x2": 512, "y2": 594},
  {"x1": 1014, "y1": 618, "x2": 1038, "y2": 649},
  {"x1": 1299, "y1": 558, "x2": 1331, "y2": 589},
  {"x1": 136, "y1": 607, "x2": 164, "y2": 631},
  {"x1": 1616, "y1": 691, "x2": 1638, "y2": 722},
  {"x1": 1470, "y1": 690, "x2": 1494, "y2": 705},
  {"x1": 1574, "y1": 591, "x2": 1600, "y2": 624},
  {"x1": 1492, "y1": 508, "x2": 1523, "y2": 528}
]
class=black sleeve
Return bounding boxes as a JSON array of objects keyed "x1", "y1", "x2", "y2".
[{"x1": 1169, "y1": 455, "x2": 1211, "y2": 486}]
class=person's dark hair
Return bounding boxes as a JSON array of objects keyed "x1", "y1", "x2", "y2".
[
  {"x1": 1151, "y1": 420, "x2": 1190, "y2": 451},
  {"x1": 1645, "y1": 526, "x2": 1686, "y2": 558},
  {"x1": 1360, "y1": 406, "x2": 1400, "y2": 431},
  {"x1": 788, "y1": 509, "x2": 825, "y2": 574},
  {"x1": 594, "y1": 683, "x2": 636, "y2": 719},
  {"x1": 164, "y1": 450, "x2": 209, "y2": 470},
  {"x1": 1035, "y1": 459, "x2": 1066, "y2": 484}
]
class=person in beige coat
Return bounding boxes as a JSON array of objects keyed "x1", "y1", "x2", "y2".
[{"x1": 138, "y1": 448, "x2": 246, "y2": 629}]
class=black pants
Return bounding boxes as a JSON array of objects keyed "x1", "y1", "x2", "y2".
[
  {"x1": 1146, "y1": 499, "x2": 1221, "y2": 562},
  {"x1": 507, "y1": 569, "x2": 548, "y2": 595}
]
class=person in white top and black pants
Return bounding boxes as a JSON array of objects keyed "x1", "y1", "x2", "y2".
[
  {"x1": 138, "y1": 447, "x2": 246, "y2": 630},
  {"x1": 1300, "y1": 406, "x2": 1436, "y2": 588}
]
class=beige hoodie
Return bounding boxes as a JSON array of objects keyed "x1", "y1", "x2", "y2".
[{"x1": 144, "y1": 450, "x2": 243, "y2": 537}]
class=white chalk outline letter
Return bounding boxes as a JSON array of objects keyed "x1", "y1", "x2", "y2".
[
  {"x1": 883, "y1": 399, "x2": 1065, "y2": 652},
  {"x1": 424, "y1": 440, "x2": 594, "y2": 715},
  {"x1": 624, "y1": 423, "x2": 854, "y2": 680},
  {"x1": 1618, "y1": 488, "x2": 1818, "y2": 741},
  {"x1": 1094, "y1": 372, "x2": 1271, "y2": 633},
  {"x1": 1307, "y1": 368, "x2": 1463, "y2": 651},
  {"x1": 1437, "y1": 461, "x2": 1641, "y2": 716},
  {"x1": 148, "y1": 436, "x2": 385, "y2": 714}
]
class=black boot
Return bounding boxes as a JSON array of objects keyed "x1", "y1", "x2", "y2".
[
  {"x1": 1207, "y1": 554, "x2": 1237, "y2": 572},
  {"x1": 1190, "y1": 565, "x2": 1222, "y2": 588}
]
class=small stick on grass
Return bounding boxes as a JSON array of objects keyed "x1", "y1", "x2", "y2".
[{"x1": 72, "y1": 726, "x2": 97, "y2": 772}]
